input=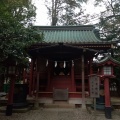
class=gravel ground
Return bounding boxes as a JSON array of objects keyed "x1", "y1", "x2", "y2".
[{"x1": 0, "y1": 108, "x2": 120, "y2": 120}]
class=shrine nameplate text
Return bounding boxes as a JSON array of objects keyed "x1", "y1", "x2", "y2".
[{"x1": 89, "y1": 75, "x2": 100, "y2": 98}]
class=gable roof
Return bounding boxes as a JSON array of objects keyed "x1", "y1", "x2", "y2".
[
  {"x1": 96, "y1": 56, "x2": 120, "y2": 66},
  {"x1": 34, "y1": 25, "x2": 102, "y2": 44}
]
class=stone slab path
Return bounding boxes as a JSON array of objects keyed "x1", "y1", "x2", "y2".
[{"x1": 0, "y1": 108, "x2": 120, "y2": 120}]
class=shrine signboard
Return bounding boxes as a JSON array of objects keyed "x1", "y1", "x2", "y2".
[{"x1": 89, "y1": 75, "x2": 100, "y2": 98}]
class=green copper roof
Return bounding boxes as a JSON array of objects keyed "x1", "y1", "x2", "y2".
[{"x1": 35, "y1": 25, "x2": 102, "y2": 44}]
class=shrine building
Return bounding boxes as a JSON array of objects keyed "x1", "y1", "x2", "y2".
[{"x1": 28, "y1": 25, "x2": 113, "y2": 107}]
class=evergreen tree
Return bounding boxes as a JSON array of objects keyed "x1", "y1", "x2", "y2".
[
  {"x1": 45, "y1": 0, "x2": 88, "y2": 26},
  {"x1": 94, "y1": 0, "x2": 120, "y2": 95},
  {"x1": 0, "y1": 0, "x2": 43, "y2": 63},
  {"x1": 94, "y1": 0, "x2": 120, "y2": 41},
  {"x1": 0, "y1": 0, "x2": 43, "y2": 88}
]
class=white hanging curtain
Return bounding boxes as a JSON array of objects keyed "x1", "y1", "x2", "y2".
[
  {"x1": 46, "y1": 59, "x2": 48, "y2": 67},
  {"x1": 63, "y1": 61, "x2": 66, "y2": 68},
  {"x1": 55, "y1": 61, "x2": 57, "y2": 67}
]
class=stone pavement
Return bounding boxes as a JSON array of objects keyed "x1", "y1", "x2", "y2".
[{"x1": 0, "y1": 108, "x2": 120, "y2": 120}]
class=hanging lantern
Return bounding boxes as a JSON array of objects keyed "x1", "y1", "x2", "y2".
[
  {"x1": 46, "y1": 59, "x2": 48, "y2": 67},
  {"x1": 63, "y1": 61, "x2": 66, "y2": 68},
  {"x1": 55, "y1": 61, "x2": 57, "y2": 67}
]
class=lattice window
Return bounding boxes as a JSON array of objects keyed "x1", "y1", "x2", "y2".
[{"x1": 103, "y1": 66, "x2": 112, "y2": 75}]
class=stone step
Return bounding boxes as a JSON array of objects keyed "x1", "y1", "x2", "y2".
[
  {"x1": 0, "y1": 106, "x2": 32, "y2": 113},
  {"x1": 43, "y1": 102, "x2": 75, "y2": 108}
]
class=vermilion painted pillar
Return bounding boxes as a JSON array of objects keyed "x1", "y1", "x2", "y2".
[
  {"x1": 47, "y1": 61, "x2": 51, "y2": 91},
  {"x1": 32, "y1": 74, "x2": 35, "y2": 94},
  {"x1": 34, "y1": 58, "x2": 39, "y2": 108},
  {"x1": 89, "y1": 59, "x2": 93, "y2": 74},
  {"x1": 29, "y1": 59, "x2": 34, "y2": 96},
  {"x1": 81, "y1": 55, "x2": 86, "y2": 109},
  {"x1": 6, "y1": 76, "x2": 15, "y2": 116},
  {"x1": 71, "y1": 61, "x2": 75, "y2": 91},
  {"x1": 104, "y1": 78, "x2": 111, "y2": 107},
  {"x1": 34, "y1": 72, "x2": 39, "y2": 108},
  {"x1": 104, "y1": 77, "x2": 112, "y2": 119},
  {"x1": 23, "y1": 68, "x2": 26, "y2": 84},
  {"x1": 89, "y1": 59, "x2": 93, "y2": 96}
]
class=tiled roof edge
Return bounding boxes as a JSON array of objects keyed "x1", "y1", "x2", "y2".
[
  {"x1": 33, "y1": 25, "x2": 94, "y2": 31},
  {"x1": 97, "y1": 56, "x2": 120, "y2": 65}
]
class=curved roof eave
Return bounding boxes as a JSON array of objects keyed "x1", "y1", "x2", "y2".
[
  {"x1": 34, "y1": 25, "x2": 105, "y2": 44},
  {"x1": 97, "y1": 56, "x2": 120, "y2": 66}
]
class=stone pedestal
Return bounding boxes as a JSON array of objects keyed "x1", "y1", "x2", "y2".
[{"x1": 105, "y1": 107, "x2": 112, "y2": 119}]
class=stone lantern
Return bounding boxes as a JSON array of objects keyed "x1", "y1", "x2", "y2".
[{"x1": 97, "y1": 56, "x2": 120, "y2": 119}]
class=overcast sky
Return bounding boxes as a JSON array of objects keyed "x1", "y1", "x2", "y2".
[{"x1": 32, "y1": 0, "x2": 105, "y2": 25}]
